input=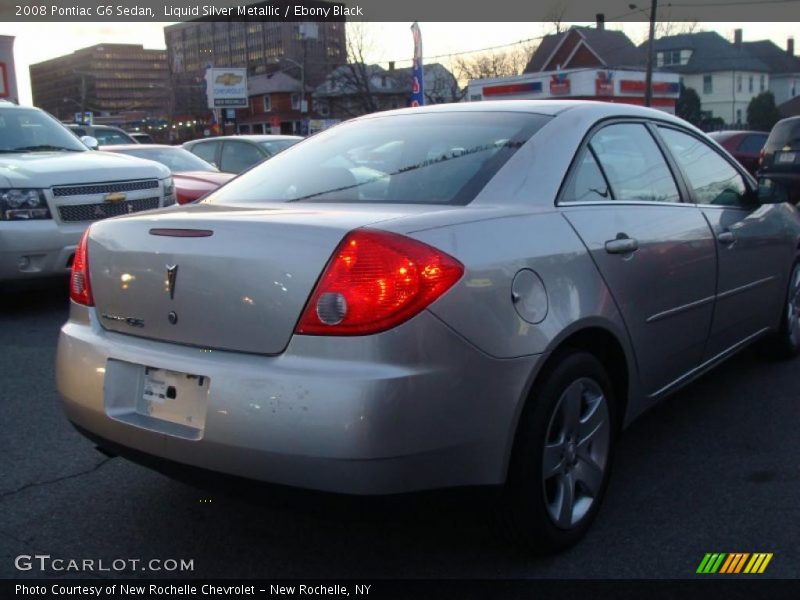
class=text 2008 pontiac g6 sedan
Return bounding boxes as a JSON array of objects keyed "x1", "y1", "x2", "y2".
[{"x1": 56, "y1": 101, "x2": 800, "y2": 552}]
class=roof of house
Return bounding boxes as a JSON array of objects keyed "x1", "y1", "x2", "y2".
[
  {"x1": 315, "y1": 62, "x2": 457, "y2": 97},
  {"x1": 644, "y1": 31, "x2": 769, "y2": 73},
  {"x1": 248, "y1": 71, "x2": 308, "y2": 95},
  {"x1": 742, "y1": 40, "x2": 800, "y2": 74},
  {"x1": 524, "y1": 26, "x2": 645, "y2": 73}
]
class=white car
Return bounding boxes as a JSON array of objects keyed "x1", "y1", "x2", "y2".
[{"x1": 0, "y1": 101, "x2": 175, "y2": 282}]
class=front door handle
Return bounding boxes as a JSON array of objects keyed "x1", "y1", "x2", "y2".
[
  {"x1": 717, "y1": 230, "x2": 736, "y2": 245},
  {"x1": 605, "y1": 236, "x2": 639, "y2": 254}
]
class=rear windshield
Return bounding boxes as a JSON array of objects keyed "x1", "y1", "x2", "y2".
[
  {"x1": 765, "y1": 118, "x2": 800, "y2": 151},
  {"x1": 204, "y1": 111, "x2": 549, "y2": 206},
  {"x1": 258, "y1": 139, "x2": 300, "y2": 156}
]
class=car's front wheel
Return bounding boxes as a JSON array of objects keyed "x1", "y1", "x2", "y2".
[{"x1": 499, "y1": 350, "x2": 616, "y2": 553}]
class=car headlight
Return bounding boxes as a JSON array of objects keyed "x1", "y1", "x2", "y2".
[
  {"x1": 163, "y1": 177, "x2": 175, "y2": 196},
  {"x1": 0, "y1": 189, "x2": 51, "y2": 220}
]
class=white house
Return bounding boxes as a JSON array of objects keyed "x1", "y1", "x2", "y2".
[{"x1": 646, "y1": 30, "x2": 771, "y2": 126}]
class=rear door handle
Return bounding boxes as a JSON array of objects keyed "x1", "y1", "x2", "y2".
[
  {"x1": 717, "y1": 230, "x2": 736, "y2": 245},
  {"x1": 605, "y1": 237, "x2": 639, "y2": 254}
]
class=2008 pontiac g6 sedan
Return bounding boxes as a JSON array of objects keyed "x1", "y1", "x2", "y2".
[{"x1": 56, "y1": 101, "x2": 800, "y2": 552}]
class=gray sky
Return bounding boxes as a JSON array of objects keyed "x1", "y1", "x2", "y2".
[{"x1": 1, "y1": 21, "x2": 798, "y2": 106}]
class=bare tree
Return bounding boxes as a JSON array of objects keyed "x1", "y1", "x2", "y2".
[
  {"x1": 319, "y1": 23, "x2": 382, "y2": 118},
  {"x1": 655, "y1": 20, "x2": 700, "y2": 38},
  {"x1": 452, "y1": 39, "x2": 538, "y2": 84},
  {"x1": 544, "y1": 2, "x2": 568, "y2": 35}
]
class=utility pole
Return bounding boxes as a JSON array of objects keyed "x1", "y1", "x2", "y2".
[{"x1": 644, "y1": 0, "x2": 658, "y2": 107}]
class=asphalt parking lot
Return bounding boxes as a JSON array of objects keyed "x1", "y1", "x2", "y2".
[{"x1": 1, "y1": 282, "x2": 799, "y2": 579}]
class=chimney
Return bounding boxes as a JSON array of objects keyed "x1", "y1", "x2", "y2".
[
  {"x1": 788, "y1": 37, "x2": 795, "y2": 56},
  {"x1": 734, "y1": 28, "x2": 743, "y2": 49},
  {"x1": 596, "y1": 13, "x2": 605, "y2": 31},
  {"x1": 388, "y1": 61, "x2": 395, "y2": 71}
]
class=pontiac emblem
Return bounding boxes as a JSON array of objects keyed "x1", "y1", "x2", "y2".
[
  {"x1": 105, "y1": 192, "x2": 127, "y2": 203},
  {"x1": 166, "y1": 264, "x2": 178, "y2": 299}
]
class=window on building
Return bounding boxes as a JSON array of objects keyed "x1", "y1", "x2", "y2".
[
  {"x1": 703, "y1": 75, "x2": 713, "y2": 94},
  {"x1": 263, "y1": 95, "x2": 271, "y2": 112},
  {"x1": 737, "y1": 74, "x2": 742, "y2": 92},
  {"x1": 736, "y1": 108, "x2": 742, "y2": 124},
  {"x1": 661, "y1": 49, "x2": 683, "y2": 66},
  {"x1": 760, "y1": 74, "x2": 766, "y2": 92},
  {"x1": 291, "y1": 93, "x2": 300, "y2": 110},
  {"x1": 748, "y1": 75, "x2": 754, "y2": 93}
]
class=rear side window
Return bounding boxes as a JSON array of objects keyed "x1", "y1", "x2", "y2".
[
  {"x1": 94, "y1": 129, "x2": 135, "y2": 145},
  {"x1": 586, "y1": 123, "x2": 680, "y2": 203},
  {"x1": 561, "y1": 150, "x2": 612, "y2": 203},
  {"x1": 220, "y1": 141, "x2": 264, "y2": 172},
  {"x1": 189, "y1": 141, "x2": 220, "y2": 165},
  {"x1": 659, "y1": 127, "x2": 748, "y2": 207},
  {"x1": 204, "y1": 112, "x2": 550, "y2": 206}
]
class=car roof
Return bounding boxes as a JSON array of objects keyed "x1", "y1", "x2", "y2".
[
  {"x1": 102, "y1": 144, "x2": 177, "y2": 150},
  {"x1": 350, "y1": 100, "x2": 699, "y2": 131},
  {"x1": 185, "y1": 135, "x2": 302, "y2": 144}
]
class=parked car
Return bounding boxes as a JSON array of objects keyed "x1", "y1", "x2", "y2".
[
  {"x1": 128, "y1": 132, "x2": 155, "y2": 144},
  {"x1": 758, "y1": 116, "x2": 800, "y2": 188},
  {"x1": 57, "y1": 101, "x2": 800, "y2": 553},
  {"x1": 183, "y1": 135, "x2": 301, "y2": 173},
  {"x1": 0, "y1": 101, "x2": 175, "y2": 283},
  {"x1": 707, "y1": 130, "x2": 767, "y2": 175},
  {"x1": 100, "y1": 144, "x2": 235, "y2": 204},
  {"x1": 65, "y1": 124, "x2": 139, "y2": 146}
]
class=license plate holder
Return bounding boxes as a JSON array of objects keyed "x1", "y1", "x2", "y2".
[{"x1": 136, "y1": 366, "x2": 209, "y2": 430}]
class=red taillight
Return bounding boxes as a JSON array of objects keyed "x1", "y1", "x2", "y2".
[
  {"x1": 70, "y1": 228, "x2": 94, "y2": 306},
  {"x1": 759, "y1": 148, "x2": 765, "y2": 167},
  {"x1": 296, "y1": 229, "x2": 464, "y2": 336}
]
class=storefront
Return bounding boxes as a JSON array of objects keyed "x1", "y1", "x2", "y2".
[{"x1": 468, "y1": 68, "x2": 681, "y2": 113}]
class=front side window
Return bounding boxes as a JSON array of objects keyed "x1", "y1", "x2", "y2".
[
  {"x1": 585, "y1": 123, "x2": 680, "y2": 203},
  {"x1": 204, "y1": 112, "x2": 550, "y2": 206},
  {"x1": 658, "y1": 127, "x2": 749, "y2": 207}
]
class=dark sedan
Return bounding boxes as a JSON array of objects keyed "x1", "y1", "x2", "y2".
[{"x1": 707, "y1": 130, "x2": 768, "y2": 175}]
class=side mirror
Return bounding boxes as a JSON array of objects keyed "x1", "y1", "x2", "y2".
[{"x1": 80, "y1": 135, "x2": 99, "y2": 150}]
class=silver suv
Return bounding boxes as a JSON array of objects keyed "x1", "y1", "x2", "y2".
[{"x1": 0, "y1": 102, "x2": 175, "y2": 282}]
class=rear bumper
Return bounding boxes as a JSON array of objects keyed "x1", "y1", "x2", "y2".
[
  {"x1": 57, "y1": 303, "x2": 541, "y2": 494},
  {"x1": 0, "y1": 220, "x2": 85, "y2": 281}
]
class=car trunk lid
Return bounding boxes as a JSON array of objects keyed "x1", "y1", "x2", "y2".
[{"x1": 87, "y1": 203, "x2": 432, "y2": 354}]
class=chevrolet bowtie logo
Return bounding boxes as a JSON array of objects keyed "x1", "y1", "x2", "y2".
[
  {"x1": 166, "y1": 264, "x2": 178, "y2": 299},
  {"x1": 104, "y1": 192, "x2": 127, "y2": 203}
]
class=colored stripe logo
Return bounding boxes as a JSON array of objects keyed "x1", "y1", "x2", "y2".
[{"x1": 697, "y1": 553, "x2": 773, "y2": 574}]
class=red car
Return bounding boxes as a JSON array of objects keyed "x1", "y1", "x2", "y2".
[
  {"x1": 100, "y1": 144, "x2": 235, "y2": 204},
  {"x1": 707, "y1": 130, "x2": 768, "y2": 175}
]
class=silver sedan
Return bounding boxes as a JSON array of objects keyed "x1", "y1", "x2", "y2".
[{"x1": 56, "y1": 101, "x2": 800, "y2": 552}]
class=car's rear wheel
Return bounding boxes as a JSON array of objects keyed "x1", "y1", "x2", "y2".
[{"x1": 499, "y1": 350, "x2": 615, "y2": 553}]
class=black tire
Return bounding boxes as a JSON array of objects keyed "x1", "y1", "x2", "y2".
[
  {"x1": 498, "y1": 350, "x2": 616, "y2": 553},
  {"x1": 764, "y1": 261, "x2": 800, "y2": 360}
]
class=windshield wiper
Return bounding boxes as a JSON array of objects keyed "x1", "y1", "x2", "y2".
[{"x1": 7, "y1": 145, "x2": 83, "y2": 152}]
